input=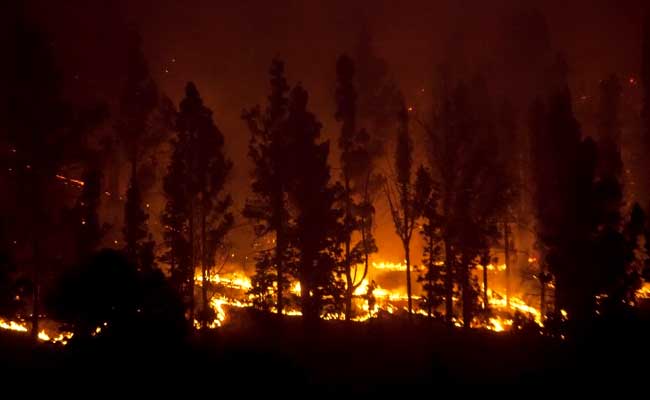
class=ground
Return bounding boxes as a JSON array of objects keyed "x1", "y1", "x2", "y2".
[{"x1": 2, "y1": 308, "x2": 649, "y2": 385}]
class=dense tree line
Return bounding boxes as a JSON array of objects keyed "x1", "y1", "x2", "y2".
[{"x1": 2, "y1": 5, "x2": 650, "y2": 344}]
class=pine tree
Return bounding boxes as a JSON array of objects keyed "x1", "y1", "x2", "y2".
[
  {"x1": 386, "y1": 101, "x2": 419, "y2": 316},
  {"x1": 285, "y1": 84, "x2": 342, "y2": 322},
  {"x1": 123, "y1": 173, "x2": 150, "y2": 269},
  {"x1": 415, "y1": 166, "x2": 445, "y2": 318},
  {"x1": 417, "y1": 70, "x2": 512, "y2": 327},
  {"x1": 641, "y1": 12, "x2": 650, "y2": 205},
  {"x1": 116, "y1": 30, "x2": 159, "y2": 178},
  {"x1": 161, "y1": 127, "x2": 191, "y2": 302},
  {"x1": 116, "y1": 29, "x2": 160, "y2": 273},
  {"x1": 335, "y1": 54, "x2": 378, "y2": 320},
  {"x1": 243, "y1": 59, "x2": 291, "y2": 314},
  {"x1": 176, "y1": 82, "x2": 233, "y2": 327},
  {"x1": 6, "y1": 10, "x2": 105, "y2": 338},
  {"x1": 74, "y1": 166, "x2": 107, "y2": 259},
  {"x1": 354, "y1": 28, "x2": 402, "y2": 151},
  {"x1": 530, "y1": 55, "x2": 598, "y2": 325}
]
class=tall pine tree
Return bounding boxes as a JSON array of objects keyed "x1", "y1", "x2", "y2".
[
  {"x1": 386, "y1": 101, "x2": 419, "y2": 316},
  {"x1": 285, "y1": 85, "x2": 342, "y2": 322},
  {"x1": 243, "y1": 59, "x2": 292, "y2": 314},
  {"x1": 175, "y1": 82, "x2": 233, "y2": 326},
  {"x1": 335, "y1": 54, "x2": 378, "y2": 320}
]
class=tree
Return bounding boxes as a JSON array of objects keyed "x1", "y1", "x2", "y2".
[
  {"x1": 386, "y1": 101, "x2": 419, "y2": 316},
  {"x1": 123, "y1": 173, "x2": 151, "y2": 269},
  {"x1": 415, "y1": 167, "x2": 445, "y2": 318},
  {"x1": 116, "y1": 30, "x2": 160, "y2": 272},
  {"x1": 354, "y1": 28, "x2": 402, "y2": 153},
  {"x1": 530, "y1": 55, "x2": 599, "y2": 325},
  {"x1": 73, "y1": 166, "x2": 108, "y2": 259},
  {"x1": 6, "y1": 10, "x2": 105, "y2": 338},
  {"x1": 285, "y1": 84, "x2": 342, "y2": 322},
  {"x1": 116, "y1": 30, "x2": 159, "y2": 181},
  {"x1": 47, "y1": 249, "x2": 185, "y2": 341},
  {"x1": 335, "y1": 54, "x2": 378, "y2": 320},
  {"x1": 243, "y1": 59, "x2": 292, "y2": 314},
  {"x1": 641, "y1": 12, "x2": 650, "y2": 205},
  {"x1": 161, "y1": 122, "x2": 192, "y2": 302},
  {"x1": 417, "y1": 70, "x2": 511, "y2": 327},
  {"x1": 592, "y1": 75, "x2": 638, "y2": 314},
  {"x1": 175, "y1": 82, "x2": 233, "y2": 327}
]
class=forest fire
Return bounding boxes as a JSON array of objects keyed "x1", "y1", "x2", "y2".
[
  {"x1": 0, "y1": 317, "x2": 73, "y2": 345},
  {"x1": 5, "y1": 0, "x2": 650, "y2": 382},
  {"x1": 191, "y1": 260, "x2": 543, "y2": 331}
]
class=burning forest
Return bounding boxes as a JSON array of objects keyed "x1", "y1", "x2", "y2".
[{"x1": 2, "y1": 0, "x2": 650, "y2": 384}]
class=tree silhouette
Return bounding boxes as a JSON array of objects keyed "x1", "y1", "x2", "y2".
[
  {"x1": 285, "y1": 84, "x2": 342, "y2": 322},
  {"x1": 641, "y1": 12, "x2": 650, "y2": 205},
  {"x1": 416, "y1": 70, "x2": 512, "y2": 327},
  {"x1": 592, "y1": 75, "x2": 637, "y2": 314},
  {"x1": 116, "y1": 29, "x2": 159, "y2": 181},
  {"x1": 530, "y1": 55, "x2": 599, "y2": 325},
  {"x1": 354, "y1": 27, "x2": 402, "y2": 153},
  {"x1": 161, "y1": 114, "x2": 192, "y2": 303},
  {"x1": 123, "y1": 172, "x2": 150, "y2": 267},
  {"x1": 335, "y1": 54, "x2": 378, "y2": 320},
  {"x1": 6, "y1": 11, "x2": 105, "y2": 338},
  {"x1": 386, "y1": 101, "x2": 419, "y2": 316},
  {"x1": 116, "y1": 29, "x2": 160, "y2": 272},
  {"x1": 243, "y1": 59, "x2": 292, "y2": 314},
  {"x1": 47, "y1": 249, "x2": 185, "y2": 341},
  {"x1": 73, "y1": 166, "x2": 108, "y2": 259},
  {"x1": 415, "y1": 166, "x2": 445, "y2": 318},
  {"x1": 175, "y1": 82, "x2": 233, "y2": 327}
]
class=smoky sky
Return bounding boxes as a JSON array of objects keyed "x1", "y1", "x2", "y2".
[{"x1": 18, "y1": 0, "x2": 650, "y2": 264}]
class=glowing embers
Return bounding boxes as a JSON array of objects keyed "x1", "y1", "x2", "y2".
[{"x1": 55, "y1": 174, "x2": 85, "y2": 187}]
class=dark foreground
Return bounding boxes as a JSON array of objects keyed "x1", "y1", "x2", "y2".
[{"x1": 2, "y1": 309, "x2": 649, "y2": 385}]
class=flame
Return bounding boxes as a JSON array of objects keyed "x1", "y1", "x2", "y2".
[
  {"x1": 637, "y1": 283, "x2": 650, "y2": 299},
  {"x1": 480, "y1": 263, "x2": 507, "y2": 272},
  {"x1": 487, "y1": 289, "x2": 542, "y2": 325},
  {"x1": 0, "y1": 317, "x2": 73, "y2": 345}
]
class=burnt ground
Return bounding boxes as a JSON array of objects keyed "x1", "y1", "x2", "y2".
[{"x1": 1, "y1": 308, "x2": 649, "y2": 386}]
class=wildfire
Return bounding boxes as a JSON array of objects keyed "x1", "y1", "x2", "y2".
[
  {"x1": 194, "y1": 271, "x2": 252, "y2": 291},
  {"x1": 372, "y1": 261, "x2": 408, "y2": 272},
  {"x1": 0, "y1": 317, "x2": 73, "y2": 345},
  {"x1": 637, "y1": 282, "x2": 650, "y2": 299},
  {"x1": 487, "y1": 289, "x2": 542, "y2": 325}
]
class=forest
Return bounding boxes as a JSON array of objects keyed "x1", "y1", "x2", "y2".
[{"x1": 1, "y1": 0, "x2": 650, "y2": 383}]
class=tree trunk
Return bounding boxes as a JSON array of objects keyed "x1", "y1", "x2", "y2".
[
  {"x1": 344, "y1": 176, "x2": 352, "y2": 322},
  {"x1": 405, "y1": 242, "x2": 412, "y2": 316},
  {"x1": 540, "y1": 279, "x2": 546, "y2": 320},
  {"x1": 483, "y1": 261, "x2": 488, "y2": 311},
  {"x1": 31, "y1": 237, "x2": 40, "y2": 340},
  {"x1": 444, "y1": 240, "x2": 453, "y2": 325},
  {"x1": 275, "y1": 229, "x2": 285, "y2": 315},
  {"x1": 200, "y1": 201, "x2": 208, "y2": 327},
  {"x1": 427, "y1": 257, "x2": 433, "y2": 318},
  {"x1": 188, "y1": 199, "x2": 195, "y2": 322},
  {"x1": 503, "y1": 220, "x2": 511, "y2": 306},
  {"x1": 461, "y1": 257, "x2": 471, "y2": 330}
]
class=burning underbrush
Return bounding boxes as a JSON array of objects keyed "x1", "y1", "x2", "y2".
[
  {"x1": 193, "y1": 260, "x2": 546, "y2": 332},
  {"x1": 3, "y1": 262, "x2": 649, "y2": 343}
]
